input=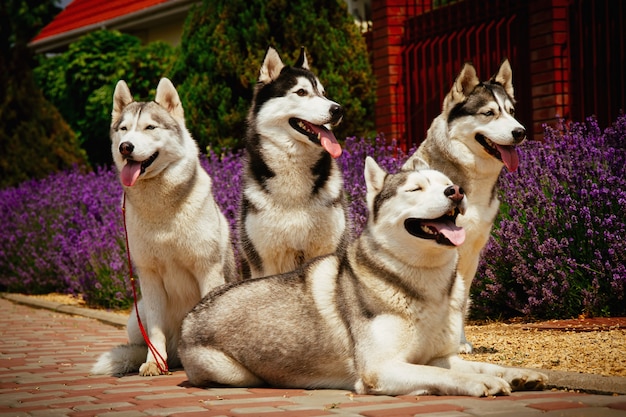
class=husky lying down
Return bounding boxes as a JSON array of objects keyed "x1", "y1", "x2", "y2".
[{"x1": 179, "y1": 157, "x2": 547, "y2": 396}]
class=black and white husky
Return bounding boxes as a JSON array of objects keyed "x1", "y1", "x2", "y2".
[
  {"x1": 403, "y1": 59, "x2": 526, "y2": 352},
  {"x1": 239, "y1": 46, "x2": 349, "y2": 278},
  {"x1": 179, "y1": 157, "x2": 547, "y2": 396}
]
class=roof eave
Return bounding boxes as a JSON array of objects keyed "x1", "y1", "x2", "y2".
[{"x1": 29, "y1": 0, "x2": 197, "y2": 54}]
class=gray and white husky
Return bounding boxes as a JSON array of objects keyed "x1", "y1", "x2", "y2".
[
  {"x1": 403, "y1": 60, "x2": 526, "y2": 352},
  {"x1": 239, "y1": 46, "x2": 349, "y2": 278},
  {"x1": 179, "y1": 157, "x2": 547, "y2": 396},
  {"x1": 91, "y1": 78, "x2": 236, "y2": 376}
]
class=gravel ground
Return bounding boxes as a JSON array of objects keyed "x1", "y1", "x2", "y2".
[
  {"x1": 464, "y1": 321, "x2": 626, "y2": 377},
  {"x1": 27, "y1": 293, "x2": 626, "y2": 378}
]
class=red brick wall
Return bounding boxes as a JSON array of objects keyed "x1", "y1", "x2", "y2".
[
  {"x1": 371, "y1": 0, "x2": 408, "y2": 142},
  {"x1": 528, "y1": 0, "x2": 570, "y2": 139}
]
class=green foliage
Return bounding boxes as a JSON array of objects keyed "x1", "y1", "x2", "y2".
[
  {"x1": 172, "y1": 0, "x2": 376, "y2": 152},
  {"x1": 35, "y1": 30, "x2": 177, "y2": 166},
  {"x1": 0, "y1": 75, "x2": 88, "y2": 188},
  {"x1": 0, "y1": 0, "x2": 87, "y2": 188}
]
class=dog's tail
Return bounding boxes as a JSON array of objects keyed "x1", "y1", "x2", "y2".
[{"x1": 90, "y1": 344, "x2": 147, "y2": 376}]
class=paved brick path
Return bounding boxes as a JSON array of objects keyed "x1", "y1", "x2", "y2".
[{"x1": 2, "y1": 297, "x2": 626, "y2": 417}]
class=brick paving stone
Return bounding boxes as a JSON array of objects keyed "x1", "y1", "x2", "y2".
[
  {"x1": 360, "y1": 403, "x2": 466, "y2": 416},
  {"x1": 3, "y1": 296, "x2": 626, "y2": 417},
  {"x1": 609, "y1": 401, "x2": 626, "y2": 411},
  {"x1": 527, "y1": 400, "x2": 590, "y2": 412},
  {"x1": 142, "y1": 406, "x2": 209, "y2": 416}
]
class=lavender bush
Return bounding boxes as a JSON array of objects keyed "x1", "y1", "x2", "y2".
[
  {"x1": 472, "y1": 114, "x2": 626, "y2": 319},
  {"x1": 338, "y1": 136, "x2": 412, "y2": 235},
  {"x1": 1, "y1": 116, "x2": 624, "y2": 318},
  {"x1": 0, "y1": 166, "x2": 130, "y2": 309}
]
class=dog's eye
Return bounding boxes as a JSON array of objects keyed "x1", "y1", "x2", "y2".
[
  {"x1": 408, "y1": 186, "x2": 422, "y2": 192},
  {"x1": 295, "y1": 89, "x2": 307, "y2": 97},
  {"x1": 483, "y1": 110, "x2": 495, "y2": 117},
  {"x1": 509, "y1": 108, "x2": 516, "y2": 116},
  {"x1": 120, "y1": 126, "x2": 127, "y2": 131},
  {"x1": 145, "y1": 125, "x2": 156, "y2": 130}
]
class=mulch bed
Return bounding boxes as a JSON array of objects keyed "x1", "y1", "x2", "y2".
[{"x1": 520, "y1": 317, "x2": 626, "y2": 332}]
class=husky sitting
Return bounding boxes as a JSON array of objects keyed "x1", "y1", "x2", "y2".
[
  {"x1": 239, "y1": 46, "x2": 349, "y2": 278},
  {"x1": 91, "y1": 78, "x2": 236, "y2": 376},
  {"x1": 178, "y1": 157, "x2": 547, "y2": 396},
  {"x1": 403, "y1": 60, "x2": 526, "y2": 352}
]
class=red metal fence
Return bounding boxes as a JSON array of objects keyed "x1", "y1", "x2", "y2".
[
  {"x1": 402, "y1": 0, "x2": 530, "y2": 148},
  {"x1": 568, "y1": 0, "x2": 625, "y2": 129}
]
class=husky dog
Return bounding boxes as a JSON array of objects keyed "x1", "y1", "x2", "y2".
[
  {"x1": 179, "y1": 157, "x2": 547, "y2": 396},
  {"x1": 403, "y1": 60, "x2": 526, "y2": 352},
  {"x1": 239, "y1": 46, "x2": 349, "y2": 278},
  {"x1": 91, "y1": 78, "x2": 236, "y2": 376}
]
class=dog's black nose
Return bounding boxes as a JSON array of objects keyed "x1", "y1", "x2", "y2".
[
  {"x1": 512, "y1": 127, "x2": 526, "y2": 143},
  {"x1": 329, "y1": 104, "x2": 343, "y2": 124},
  {"x1": 444, "y1": 185, "x2": 464, "y2": 203},
  {"x1": 119, "y1": 142, "x2": 134, "y2": 156}
]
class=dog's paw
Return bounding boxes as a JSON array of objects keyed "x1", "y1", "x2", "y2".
[
  {"x1": 504, "y1": 369, "x2": 548, "y2": 391},
  {"x1": 458, "y1": 341, "x2": 474, "y2": 354},
  {"x1": 457, "y1": 374, "x2": 511, "y2": 397},
  {"x1": 139, "y1": 361, "x2": 164, "y2": 376}
]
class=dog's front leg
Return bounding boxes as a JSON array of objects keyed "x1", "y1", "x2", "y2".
[
  {"x1": 355, "y1": 360, "x2": 512, "y2": 397},
  {"x1": 134, "y1": 277, "x2": 169, "y2": 376},
  {"x1": 429, "y1": 355, "x2": 548, "y2": 392}
]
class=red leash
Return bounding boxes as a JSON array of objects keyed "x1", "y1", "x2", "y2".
[{"x1": 122, "y1": 192, "x2": 169, "y2": 374}]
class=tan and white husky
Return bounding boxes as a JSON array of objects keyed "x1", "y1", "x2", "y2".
[
  {"x1": 403, "y1": 59, "x2": 526, "y2": 352},
  {"x1": 91, "y1": 78, "x2": 236, "y2": 376}
]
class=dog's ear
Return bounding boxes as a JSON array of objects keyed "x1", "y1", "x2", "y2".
[
  {"x1": 447, "y1": 62, "x2": 480, "y2": 106},
  {"x1": 259, "y1": 47, "x2": 285, "y2": 84},
  {"x1": 112, "y1": 80, "x2": 133, "y2": 122},
  {"x1": 294, "y1": 46, "x2": 309, "y2": 70},
  {"x1": 155, "y1": 78, "x2": 184, "y2": 121},
  {"x1": 364, "y1": 156, "x2": 387, "y2": 196},
  {"x1": 492, "y1": 58, "x2": 514, "y2": 98},
  {"x1": 403, "y1": 156, "x2": 430, "y2": 172}
]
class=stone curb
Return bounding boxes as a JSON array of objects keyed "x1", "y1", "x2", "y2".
[
  {"x1": 2, "y1": 292, "x2": 128, "y2": 327},
  {"x1": 3, "y1": 292, "x2": 626, "y2": 396}
]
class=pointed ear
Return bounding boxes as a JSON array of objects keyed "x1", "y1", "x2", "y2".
[
  {"x1": 294, "y1": 46, "x2": 309, "y2": 69},
  {"x1": 155, "y1": 78, "x2": 184, "y2": 121},
  {"x1": 112, "y1": 80, "x2": 133, "y2": 122},
  {"x1": 364, "y1": 156, "x2": 387, "y2": 195},
  {"x1": 448, "y1": 62, "x2": 480, "y2": 105},
  {"x1": 492, "y1": 58, "x2": 514, "y2": 98},
  {"x1": 258, "y1": 46, "x2": 285, "y2": 84},
  {"x1": 403, "y1": 155, "x2": 430, "y2": 172}
]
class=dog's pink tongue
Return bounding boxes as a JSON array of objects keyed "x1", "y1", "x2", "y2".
[
  {"x1": 311, "y1": 124, "x2": 342, "y2": 158},
  {"x1": 497, "y1": 145, "x2": 519, "y2": 172},
  {"x1": 121, "y1": 160, "x2": 141, "y2": 187},
  {"x1": 424, "y1": 220, "x2": 466, "y2": 246},
  {"x1": 321, "y1": 135, "x2": 342, "y2": 159}
]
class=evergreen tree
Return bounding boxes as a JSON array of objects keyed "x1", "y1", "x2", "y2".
[
  {"x1": 0, "y1": 0, "x2": 87, "y2": 188},
  {"x1": 172, "y1": 0, "x2": 376, "y2": 151}
]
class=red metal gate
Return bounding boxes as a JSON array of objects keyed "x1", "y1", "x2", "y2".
[
  {"x1": 401, "y1": 0, "x2": 531, "y2": 148},
  {"x1": 568, "y1": 0, "x2": 626, "y2": 129}
]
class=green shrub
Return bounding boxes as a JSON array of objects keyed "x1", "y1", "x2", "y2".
[
  {"x1": 172, "y1": 0, "x2": 376, "y2": 152},
  {"x1": 35, "y1": 30, "x2": 177, "y2": 166}
]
